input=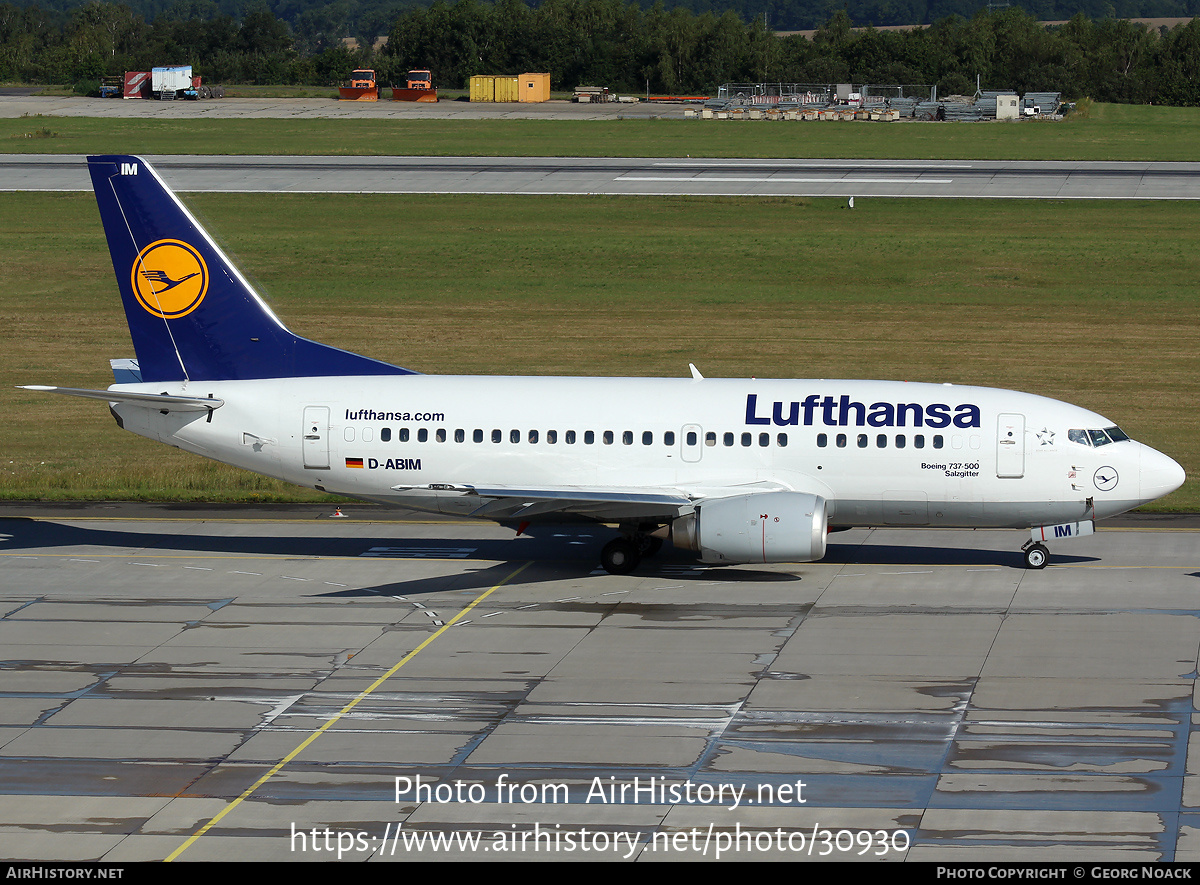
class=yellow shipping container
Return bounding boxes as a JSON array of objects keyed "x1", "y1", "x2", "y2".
[
  {"x1": 518, "y1": 73, "x2": 551, "y2": 103},
  {"x1": 469, "y1": 75, "x2": 495, "y2": 102},
  {"x1": 494, "y1": 76, "x2": 519, "y2": 102}
]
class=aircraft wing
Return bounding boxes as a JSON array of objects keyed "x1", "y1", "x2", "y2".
[
  {"x1": 391, "y1": 480, "x2": 808, "y2": 523},
  {"x1": 390, "y1": 482, "x2": 694, "y2": 521}
]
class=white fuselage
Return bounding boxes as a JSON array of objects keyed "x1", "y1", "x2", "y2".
[{"x1": 108, "y1": 375, "x2": 1183, "y2": 530}]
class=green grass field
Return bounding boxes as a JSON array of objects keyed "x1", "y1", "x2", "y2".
[
  {"x1": 2, "y1": 191, "x2": 1196, "y2": 509},
  {"x1": 5, "y1": 101, "x2": 1200, "y2": 161}
]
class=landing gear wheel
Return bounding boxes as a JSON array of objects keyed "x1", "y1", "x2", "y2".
[
  {"x1": 1024, "y1": 543, "x2": 1049, "y2": 570},
  {"x1": 601, "y1": 538, "x2": 641, "y2": 575}
]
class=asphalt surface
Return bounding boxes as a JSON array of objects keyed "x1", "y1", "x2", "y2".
[
  {"x1": 2, "y1": 509, "x2": 1198, "y2": 861},
  {"x1": 8, "y1": 153, "x2": 1200, "y2": 199}
]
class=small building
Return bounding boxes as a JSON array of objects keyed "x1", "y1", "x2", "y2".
[
  {"x1": 996, "y1": 94, "x2": 1020, "y2": 120},
  {"x1": 519, "y1": 73, "x2": 550, "y2": 103}
]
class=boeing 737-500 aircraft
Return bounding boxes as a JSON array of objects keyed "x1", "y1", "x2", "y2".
[{"x1": 22, "y1": 156, "x2": 1186, "y2": 574}]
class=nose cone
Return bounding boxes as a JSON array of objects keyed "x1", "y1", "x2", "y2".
[{"x1": 1140, "y1": 446, "x2": 1186, "y2": 504}]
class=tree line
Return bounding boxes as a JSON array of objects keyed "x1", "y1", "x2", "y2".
[
  {"x1": 9, "y1": 0, "x2": 1200, "y2": 33},
  {"x1": 2, "y1": 0, "x2": 1198, "y2": 105}
]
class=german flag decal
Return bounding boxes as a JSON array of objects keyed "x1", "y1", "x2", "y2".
[{"x1": 345, "y1": 457, "x2": 364, "y2": 468}]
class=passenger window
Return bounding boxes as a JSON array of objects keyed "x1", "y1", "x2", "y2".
[
  {"x1": 417, "y1": 428, "x2": 428, "y2": 442},
  {"x1": 603, "y1": 431, "x2": 614, "y2": 445},
  {"x1": 724, "y1": 432, "x2": 734, "y2": 446},
  {"x1": 362, "y1": 427, "x2": 373, "y2": 442},
  {"x1": 381, "y1": 428, "x2": 391, "y2": 442},
  {"x1": 686, "y1": 431, "x2": 697, "y2": 446},
  {"x1": 817, "y1": 433, "x2": 828, "y2": 447},
  {"x1": 933, "y1": 435, "x2": 944, "y2": 449},
  {"x1": 399, "y1": 428, "x2": 410, "y2": 442},
  {"x1": 741, "y1": 433, "x2": 751, "y2": 447},
  {"x1": 876, "y1": 434, "x2": 887, "y2": 448},
  {"x1": 529, "y1": 430, "x2": 539, "y2": 443},
  {"x1": 759, "y1": 433, "x2": 769, "y2": 447},
  {"x1": 435, "y1": 428, "x2": 446, "y2": 443},
  {"x1": 622, "y1": 431, "x2": 632, "y2": 445},
  {"x1": 547, "y1": 430, "x2": 557, "y2": 444},
  {"x1": 491, "y1": 429, "x2": 502, "y2": 443},
  {"x1": 566, "y1": 430, "x2": 577, "y2": 444},
  {"x1": 510, "y1": 429, "x2": 520, "y2": 443},
  {"x1": 454, "y1": 429, "x2": 465, "y2": 443},
  {"x1": 896, "y1": 434, "x2": 906, "y2": 449},
  {"x1": 642, "y1": 431, "x2": 653, "y2": 445},
  {"x1": 836, "y1": 433, "x2": 847, "y2": 448},
  {"x1": 858, "y1": 434, "x2": 867, "y2": 448},
  {"x1": 664, "y1": 431, "x2": 675, "y2": 446},
  {"x1": 585, "y1": 431, "x2": 595, "y2": 444},
  {"x1": 914, "y1": 434, "x2": 924, "y2": 449},
  {"x1": 474, "y1": 429, "x2": 483, "y2": 443},
  {"x1": 706, "y1": 432, "x2": 717, "y2": 447},
  {"x1": 777, "y1": 433, "x2": 787, "y2": 447}
]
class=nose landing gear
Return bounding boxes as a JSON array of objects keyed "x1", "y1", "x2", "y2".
[{"x1": 1022, "y1": 540, "x2": 1050, "y2": 569}]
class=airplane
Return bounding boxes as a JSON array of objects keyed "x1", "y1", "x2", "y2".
[{"x1": 21, "y1": 155, "x2": 1186, "y2": 574}]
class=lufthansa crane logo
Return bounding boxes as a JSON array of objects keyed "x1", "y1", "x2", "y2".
[
  {"x1": 131, "y1": 239, "x2": 208, "y2": 319},
  {"x1": 1093, "y1": 466, "x2": 1119, "y2": 492}
]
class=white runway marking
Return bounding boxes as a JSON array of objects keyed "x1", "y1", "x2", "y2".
[{"x1": 622, "y1": 176, "x2": 954, "y2": 184}]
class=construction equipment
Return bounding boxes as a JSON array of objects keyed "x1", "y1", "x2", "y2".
[
  {"x1": 392, "y1": 70, "x2": 437, "y2": 102},
  {"x1": 339, "y1": 70, "x2": 379, "y2": 101}
]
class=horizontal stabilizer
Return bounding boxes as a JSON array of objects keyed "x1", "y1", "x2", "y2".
[{"x1": 18, "y1": 386, "x2": 223, "y2": 412}]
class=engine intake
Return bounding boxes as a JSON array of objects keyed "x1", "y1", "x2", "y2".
[{"x1": 670, "y1": 491, "x2": 827, "y2": 564}]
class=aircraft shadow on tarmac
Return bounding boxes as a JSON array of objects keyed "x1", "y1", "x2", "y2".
[
  {"x1": 825, "y1": 541, "x2": 1099, "y2": 569},
  {"x1": 0, "y1": 518, "x2": 1097, "y2": 594}
]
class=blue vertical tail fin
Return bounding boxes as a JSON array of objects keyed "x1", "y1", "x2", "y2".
[{"x1": 88, "y1": 155, "x2": 415, "y2": 383}]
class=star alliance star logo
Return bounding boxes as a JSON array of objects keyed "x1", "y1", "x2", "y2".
[{"x1": 1036, "y1": 428, "x2": 1055, "y2": 446}]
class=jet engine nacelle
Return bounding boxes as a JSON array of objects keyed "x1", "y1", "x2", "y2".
[{"x1": 670, "y1": 491, "x2": 828, "y2": 564}]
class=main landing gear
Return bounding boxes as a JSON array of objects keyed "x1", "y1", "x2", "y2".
[
  {"x1": 1021, "y1": 540, "x2": 1050, "y2": 570},
  {"x1": 599, "y1": 527, "x2": 664, "y2": 575}
]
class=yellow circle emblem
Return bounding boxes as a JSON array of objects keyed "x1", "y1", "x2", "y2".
[{"x1": 131, "y1": 239, "x2": 209, "y2": 319}]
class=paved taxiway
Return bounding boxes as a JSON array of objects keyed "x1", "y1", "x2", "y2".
[
  {"x1": 9, "y1": 153, "x2": 1200, "y2": 200},
  {"x1": 2, "y1": 507, "x2": 1198, "y2": 861}
]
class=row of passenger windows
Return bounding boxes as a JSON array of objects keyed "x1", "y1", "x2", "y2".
[
  {"x1": 818, "y1": 432, "x2": 945, "y2": 450},
  {"x1": 353, "y1": 427, "x2": 791, "y2": 447}
]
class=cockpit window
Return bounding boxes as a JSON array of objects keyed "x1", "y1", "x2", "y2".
[{"x1": 1069, "y1": 426, "x2": 1131, "y2": 447}]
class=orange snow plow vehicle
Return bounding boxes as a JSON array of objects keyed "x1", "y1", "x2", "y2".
[
  {"x1": 339, "y1": 69, "x2": 378, "y2": 101},
  {"x1": 392, "y1": 69, "x2": 438, "y2": 102}
]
